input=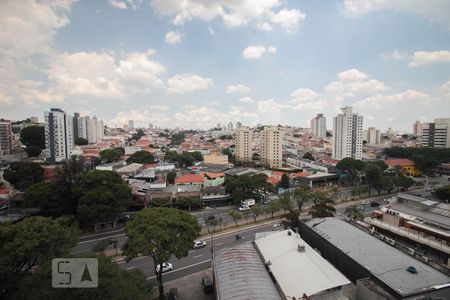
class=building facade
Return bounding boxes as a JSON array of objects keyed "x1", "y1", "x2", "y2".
[
  {"x1": 260, "y1": 126, "x2": 283, "y2": 168},
  {"x1": 310, "y1": 113, "x2": 327, "y2": 138},
  {"x1": 366, "y1": 127, "x2": 380, "y2": 144},
  {"x1": 413, "y1": 120, "x2": 426, "y2": 136},
  {"x1": 128, "y1": 120, "x2": 134, "y2": 131},
  {"x1": 235, "y1": 126, "x2": 252, "y2": 162},
  {"x1": 73, "y1": 113, "x2": 104, "y2": 144},
  {"x1": 45, "y1": 108, "x2": 74, "y2": 162},
  {"x1": 332, "y1": 106, "x2": 363, "y2": 160},
  {"x1": 0, "y1": 119, "x2": 13, "y2": 155},
  {"x1": 422, "y1": 118, "x2": 450, "y2": 148}
]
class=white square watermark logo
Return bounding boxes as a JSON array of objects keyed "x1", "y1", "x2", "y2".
[{"x1": 52, "y1": 258, "x2": 98, "y2": 288}]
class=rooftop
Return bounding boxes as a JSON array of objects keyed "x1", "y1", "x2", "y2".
[
  {"x1": 175, "y1": 173, "x2": 204, "y2": 184},
  {"x1": 304, "y1": 218, "x2": 450, "y2": 296},
  {"x1": 385, "y1": 159, "x2": 416, "y2": 167},
  {"x1": 214, "y1": 242, "x2": 281, "y2": 300},
  {"x1": 255, "y1": 230, "x2": 350, "y2": 298}
]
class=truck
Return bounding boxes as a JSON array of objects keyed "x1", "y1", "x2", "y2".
[{"x1": 240, "y1": 199, "x2": 256, "y2": 208}]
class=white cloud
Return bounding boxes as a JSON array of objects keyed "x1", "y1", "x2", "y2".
[
  {"x1": 257, "y1": 98, "x2": 288, "y2": 117},
  {"x1": 409, "y1": 50, "x2": 450, "y2": 67},
  {"x1": 354, "y1": 89, "x2": 430, "y2": 110},
  {"x1": 381, "y1": 50, "x2": 408, "y2": 60},
  {"x1": 226, "y1": 84, "x2": 250, "y2": 94},
  {"x1": 0, "y1": 91, "x2": 14, "y2": 106},
  {"x1": 242, "y1": 45, "x2": 276, "y2": 59},
  {"x1": 150, "y1": 0, "x2": 305, "y2": 32},
  {"x1": 167, "y1": 73, "x2": 213, "y2": 93},
  {"x1": 341, "y1": 0, "x2": 450, "y2": 29},
  {"x1": 269, "y1": 9, "x2": 305, "y2": 32},
  {"x1": 208, "y1": 27, "x2": 214, "y2": 35},
  {"x1": 165, "y1": 31, "x2": 183, "y2": 44},
  {"x1": 239, "y1": 97, "x2": 255, "y2": 104},
  {"x1": 109, "y1": 0, "x2": 127, "y2": 9}
]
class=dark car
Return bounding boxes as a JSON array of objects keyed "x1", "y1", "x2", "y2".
[
  {"x1": 370, "y1": 202, "x2": 380, "y2": 207},
  {"x1": 201, "y1": 276, "x2": 213, "y2": 294},
  {"x1": 168, "y1": 288, "x2": 178, "y2": 300}
]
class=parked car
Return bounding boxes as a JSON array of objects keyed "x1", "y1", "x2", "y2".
[
  {"x1": 370, "y1": 202, "x2": 380, "y2": 207},
  {"x1": 168, "y1": 288, "x2": 178, "y2": 300},
  {"x1": 156, "y1": 262, "x2": 173, "y2": 273},
  {"x1": 361, "y1": 201, "x2": 369, "y2": 205},
  {"x1": 239, "y1": 205, "x2": 250, "y2": 211},
  {"x1": 194, "y1": 240, "x2": 207, "y2": 249},
  {"x1": 201, "y1": 276, "x2": 214, "y2": 294}
]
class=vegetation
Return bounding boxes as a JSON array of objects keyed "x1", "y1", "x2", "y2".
[
  {"x1": 224, "y1": 174, "x2": 271, "y2": 204},
  {"x1": 170, "y1": 132, "x2": 185, "y2": 145},
  {"x1": 384, "y1": 147, "x2": 450, "y2": 173},
  {"x1": 293, "y1": 186, "x2": 311, "y2": 211},
  {"x1": 3, "y1": 162, "x2": 44, "y2": 190},
  {"x1": 74, "y1": 137, "x2": 89, "y2": 145},
  {"x1": 278, "y1": 173, "x2": 290, "y2": 189},
  {"x1": 24, "y1": 145, "x2": 42, "y2": 157},
  {"x1": 20, "y1": 126, "x2": 45, "y2": 149},
  {"x1": 13, "y1": 255, "x2": 150, "y2": 300},
  {"x1": 345, "y1": 206, "x2": 364, "y2": 221},
  {"x1": 336, "y1": 157, "x2": 365, "y2": 185},
  {"x1": 122, "y1": 208, "x2": 199, "y2": 300},
  {"x1": 363, "y1": 163, "x2": 382, "y2": 196},
  {"x1": 0, "y1": 216, "x2": 79, "y2": 297},
  {"x1": 164, "y1": 151, "x2": 202, "y2": 167},
  {"x1": 126, "y1": 150, "x2": 155, "y2": 164},
  {"x1": 99, "y1": 148, "x2": 124, "y2": 163},
  {"x1": 302, "y1": 152, "x2": 315, "y2": 161},
  {"x1": 131, "y1": 129, "x2": 145, "y2": 141},
  {"x1": 166, "y1": 171, "x2": 176, "y2": 184},
  {"x1": 175, "y1": 197, "x2": 202, "y2": 211},
  {"x1": 435, "y1": 185, "x2": 450, "y2": 203},
  {"x1": 228, "y1": 210, "x2": 242, "y2": 226},
  {"x1": 278, "y1": 192, "x2": 293, "y2": 214}
]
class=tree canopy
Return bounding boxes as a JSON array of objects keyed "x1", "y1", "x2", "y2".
[
  {"x1": 225, "y1": 174, "x2": 270, "y2": 204},
  {"x1": 99, "y1": 148, "x2": 124, "y2": 163},
  {"x1": 435, "y1": 185, "x2": 450, "y2": 203},
  {"x1": 336, "y1": 157, "x2": 365, "y2": 185},
  {"x1": 278, "y1": 173, "x2": 290, "y2": 189},
  {"x1": 3, "y1": 162, "x2": 43, "y2": 190},
  {"x1": 74, "y1": 137, "x2": 89, "y2": 145},
  {"x1": 0, "y1": 216, "x2": 79, "y2": 297},
  {"x1": 20, "y1": 126, "x2": 45, "y2": 149},
  {"x1": 131, "y1": 129, "x2": 145, "y2": 141},
  {"x1": 170, "y1": 132, "x2": 186, "y2": 145},
  {"x1": 302, "y1": 152, "x2": 315, "y2": 161},
  {"x1": 122, "y1": 208, "x2": 199, "y2": 300},
  {"x1": 13, "y1": 255, "x2": 150, "y2": 300},
  {"x1": 126, "y1": 150, "x2": 155, "y2": 164},
  {"x1": 166, "y1": 171, "x2": 176, "y2": 184},
  {"x1": 384, "y1": 147, "x2": 450, "y2": 173},
  {"x1": 24, "y1": 145, "x2": 42, "y2": 157},
  {"x1": 164, "y1": 151, "x2": 199, "y2": 167}
]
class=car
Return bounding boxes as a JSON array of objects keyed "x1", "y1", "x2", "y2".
[
  {"x1": 361, "y1": 201, "x2": 369, "y2": 205},
  {"x1": 206, "y1": 215, "x2": 215, "y2": 222},
  {"x1": 201, "y1": 276, "x2": 214, "y2": 294},
  {"x1": 168, "y1": 288, "x2": 178, "y2": 300},
  {"x1": 156, "y1": 262, "x2": 173, "y2": 273},
  {"x1": 239, "y1": 205, "x2": 250, "y2": 211},
  {"x1": 370, "y1": 202, "x2": 380, "y2": 207},
  {"x1": 194, "y1": 240, "x2": 207, "y2": 249}
]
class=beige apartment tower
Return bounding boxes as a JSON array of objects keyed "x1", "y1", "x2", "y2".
[
  {"x1": 260, "y1": 126, "x2": 283, "y2": 168},
  {"x1": 235, "y1": 126, "x2": 252, "y2": 162}
]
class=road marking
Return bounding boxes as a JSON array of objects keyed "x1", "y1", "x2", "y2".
[
  {"x1": 215, "y1": 242, "x2": 224, "y2": 246},
  {"x1": 116, "y1": 255, "x2": 146, "y2": 264},
  {"x1": 78, "y1": 233, "x2": 126, "y2": 244},
  {"x1": 146, "y1": 259, "x2": 211, "y2": 280},
  {"x1": 126, "y1": 266, "x2": 135, "y2": 270},
  {"x1": 79, "y1": 229, "x2": 124, "y2": 240},
  {"x1": 193, "y1": 254, "x2": 202, "y2": 258}
]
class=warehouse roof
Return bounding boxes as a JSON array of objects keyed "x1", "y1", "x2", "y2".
[{"x1": 304, "y1": 218, "x2": 450, "y2": 297}]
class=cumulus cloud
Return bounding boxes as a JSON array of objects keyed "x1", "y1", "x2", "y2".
[
  {"x1": 150, "y1": 0, "x2": 305, "y2": 32},
  {"x1": 165, "y1": 31, "x2": 183, "y2": 44},
  {"x1": 239, "y1": 97, "x2": 255, "y2": 104},
  {"x1": 242, "y1": 45, "x2": 277, "y2": 59},
  {"x1": 167, "y1": 73, "x2": 214, "y2": 93},
  {"x1": 226, "y1": 84, "x2": 250, "y2": 94},
  {"x1": 108, "y1": 0, "x2": 142, "y2": 10},
  {"x1": 381, "y1": 50, "x2": 408, "y2": 60},
  {"x1": 0, "y1": 91, "x2": 14, "y2": 106},
  {"x1": 341, "y1": 0, "x2": 450, "y2": 29},
  {"x1": 409, "y1": 50, "x2": 450, "y2": 67}
]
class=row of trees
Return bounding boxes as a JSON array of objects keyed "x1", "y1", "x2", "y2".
[
  {"x1": 19, "y1": 126, "x2": 45, "y2": 157},
  {"x1": 164, "y1": 150, "x2": 202, "y2": 167},
  {"x1": 224, "y1": 173, "x2": 273, "y2": 204},
  {"x1": 384, "y1": 146, "x2": 450, "y2": 174}
]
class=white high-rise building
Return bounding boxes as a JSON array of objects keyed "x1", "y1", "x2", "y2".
[
  {"x1": 260, "y1": 126, "x2": 283, "y2": 168},
  {"x1": 45, "y1": 108, "x2": 74, "y2": 162},
  {"x1": 228, "y1": 122, "x2": 234, "y2": 131},
  {"x1": 74, "y1": 114, "x2": 104, "y2": 144},
  {"x1": 310, "y1": 113, "x2": 327, "y2": 138},
  {"x1": 332, "y1": 107, "x2": 363, "y2": 160},
  {"x1": 128, "y1": 120, "x2": 134, "y2": 131},
  {"x1": 235, "y1": 126, "x2": 252, "y2": 162},
  {"x1": 422, "y1": 118, "x2": 450, "y2": 148},
  {"x1": 366, "y1": 127, "x2": 380, "y2": 145}
]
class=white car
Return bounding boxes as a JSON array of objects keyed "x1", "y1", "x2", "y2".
[
  {"x1": 239, "y1": 206, "x2": 250, "y2": 211},
  {"x1": 156, "y1": 262, "x2": 173, "y2": 273},
  {"x1": 194, "y1": 240, "x2": 207, "y2": 249},
  {"x1": 361, "y1": 201, "x2": 369, "y2": 205}
]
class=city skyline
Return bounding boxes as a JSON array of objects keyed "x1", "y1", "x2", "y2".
[{"x1": 1, "y1": 0, "x2": 450, "y2": 131}]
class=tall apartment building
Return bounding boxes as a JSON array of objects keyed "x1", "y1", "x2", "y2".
[
  {"x1": 0, "y1": 119, "x2": 13, "y2": 155},
  {"x1": 366, "y1": 127, "x2": 380, "y2": 144},
  {"x1": 413, "y1": 120, "x2": 426, "y2": 136},
  {"x1": 235, "y1": 126, "x2": 252, "y2": 162},
  {"x1": 128, "y1": 120, "x2": 134, "y2": 131},
  {"x1": 260, "y1": 126, "x2": 283, "y2": 168},
  {"x1": 332, "y1": 107, "x2": 363, "y2": 160},
  {"x1": 73, "y1": 113, "x2": 80, "y2": 139},
  {"x1": 45, "y1": 108, "x2": 73, "y2": 162},
  {"x1": 310, "y1": 113, "x2": 327, "y2": 138},
  {"x1": 73, "y1": 113, "x2": 104, "y2": 144},
  {"x1": 422, "y1": 118, "x2": 450, "y2": 148}
]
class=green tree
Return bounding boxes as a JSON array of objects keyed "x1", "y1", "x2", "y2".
[
  {"x1": 278, "y1": 173, "x2": 290, "y2": 189},
  {"x1": 99, "y1": 148, "x2": 123, "y2": 163},
  {"x1": 127, "y1": 151, "x2": 155, "y2": 164},
  {"x1": 345, "y1": 206, "x2": 364, "y2": 221},
  {"x1": 166, "y1": 171, "x2": 176, "y2": 184},
  {"x1": 24, "y1": 182, "x2": 60, "y2": 216},
  {"x1": 13, "y1": 255, "x2": 150, "y2": 300},
  {"x1": 380, "y1": 176, "x2": 395, "y2": 193},
  {"x1": 228, "y1": 210, "x2": 242, "y2": 226},
  {"x1": 170, "y1": 132, "x2": 186, "y2": 145},
  {"x1": 310, "y1": 190, "x2": 329, "y2": 205},
  {"x1": 250, "y1": 204, "x2": 262, "y2": 222},
  {"x1": 24, "y1": 145, "x2": 42, "y2": 157},
  {"x1": 434, "y1": 185, "x2": 450, "y2": 203},
  {"x1": 74, "y1": 137, "x2": 88, "y2": 145},
  {"x1": 293, "y1": 187, "x2": 311, "y2": 211},
  {"x1": 278, "y1": 192, "x2": 293, "y2": 214},
  {"x1": 310, "y1": 200, "x2": 336, "y2": 218},
  {"x1": 191, "y1": 151, "x2": 203, "y2": 162},
  {"x1": 336, "y1": 157, "x2": 365, "y2": 185},
  {"x1": 268, "y1": 200, "x2": 280, "y2": 218},
  {"x1": 175, "y1": 197, "x2": 201, "y2": 211},
  {"x1": 148, "y1": 198, "x2": 171, "y2": 208},
  {"x1": 302, "y1": 152, "x2": 315, "y2": 161},
  {"x1": 364, "y1": 163, "x2": 382, "y2": 196},
  {"x1": 122, "y1": 208, "x2": 199, "y2": 300},
  {"x1": 0, "y1": 216, "x2": 79, "y2": 297},
  {"x1": 3, "y1": 162, "x2": 43, "y2": 190},
  {"x1": 80, "y1": 170, "x2": 122, "y2": 190},
  {"x1": 242, "y1": 209, "x2": 251, "y2": 223},
  {"x1": 20, "y1": 126, "x2": 45, "y2": 149},
  {"x1": 131, "y1": 129, "x2": 145, "y2": 141}
]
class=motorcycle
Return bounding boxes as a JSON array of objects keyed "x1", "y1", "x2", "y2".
[{"x1": 235, "y1": 234, "x2": 242, "y2": 240}]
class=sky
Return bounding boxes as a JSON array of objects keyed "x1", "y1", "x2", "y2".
[{"x1": 0, "y1": 0, "x2": 449, "y2": 132}]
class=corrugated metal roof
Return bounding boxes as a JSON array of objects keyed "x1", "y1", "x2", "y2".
[{"x1": 214, "y1": 242, "x2": 281, "y2": 300}]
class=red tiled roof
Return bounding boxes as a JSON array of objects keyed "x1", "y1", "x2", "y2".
[
  {"x1": 175, "y1": 174, "x2": 204, "y2": 184},
  {"x1": 291, "y1": 172, "x2": 309, "y2": 178},
  {"x1": 385, "y1": 159, "x2": 415, "y2": 167},
  {"x1": 267, "y1": 176, "x2": 280, "y2": 185},
  {"x1": 82, "y1": 149, "x2": 101, "y2": 156},
  {"x1": 271, "y1": 171, "x2": 285, "y2": 177},
  {"x1": 143, "y1": 163, "x2": 157, "y2": 169},
  {"x1": 203, "y1": 172, "x2": 225, "y2": 179},
  {"x1": 0, "y1": 188, "x2": 11, "y2": 194}
]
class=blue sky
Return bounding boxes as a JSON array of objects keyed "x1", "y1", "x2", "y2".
[{"x1": 1, "y1": 0, "x2": 449, "y2": 131}]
